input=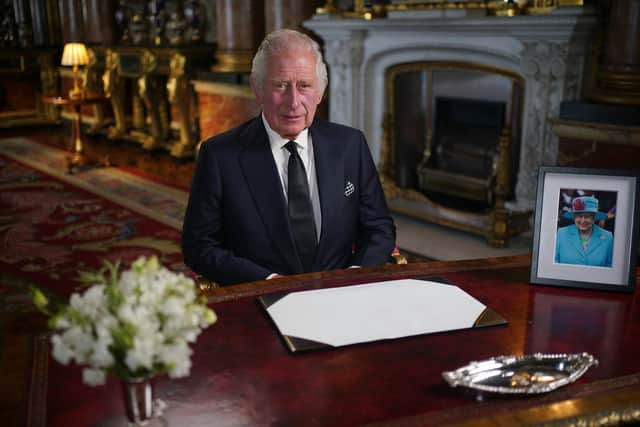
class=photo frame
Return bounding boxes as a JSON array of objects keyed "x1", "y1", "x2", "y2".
[{"x1": 530, "y1": 167, "x2": 640, "y2": 292}]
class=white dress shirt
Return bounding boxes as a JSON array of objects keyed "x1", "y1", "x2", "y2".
[{"x1": 262, "y1": 114, "x2": 322, "y2": 241}]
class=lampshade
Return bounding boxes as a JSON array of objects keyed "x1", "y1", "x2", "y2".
[{"x1": 61, "y1": 42, "x2": 89, "y2": 66}]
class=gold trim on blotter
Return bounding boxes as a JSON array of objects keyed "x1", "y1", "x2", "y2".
[
  {"x1": 474, "y1": 307, "x2": 508, "y2": 328},
  {"x1": 282, "y1": 335, "x2": 331, "y2": 353}
]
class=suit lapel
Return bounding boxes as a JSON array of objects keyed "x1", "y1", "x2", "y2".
[
  {"x1": 238, "y1": 118, "x2": 302, "y2": 272},
  {"x1": 584, "y1": 225, "x2": 604, "y2": 256},
  {"x1": 567, "y1": 225, "x2": 584, "y2": 257},
  {"x1": 310, "y1": 121, "x2": 344, "y2": 263}
]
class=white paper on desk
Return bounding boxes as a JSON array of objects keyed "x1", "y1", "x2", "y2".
[{"x1": 266, "y1": 279, "x2": 493, "y2": 347}]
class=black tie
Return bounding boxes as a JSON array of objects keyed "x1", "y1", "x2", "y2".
[{"x1": 284, "y1": 140, "x2": 317, "y2": 272}]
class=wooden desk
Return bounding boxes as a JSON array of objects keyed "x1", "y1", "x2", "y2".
[
  {"x1": 41, "y1": 94, "x2": 107, "y2": 173},
  {"x1": 29, "y1": 255, "x2": 640, "y2": 426}
]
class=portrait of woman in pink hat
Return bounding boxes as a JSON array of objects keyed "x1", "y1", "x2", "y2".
[{"x1": 555, "y1": 193, "x2": 615, "y2": 267}]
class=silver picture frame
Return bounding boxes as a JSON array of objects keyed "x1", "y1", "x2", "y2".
[{"x1": 530, "y1": 167, "x2": 640, "y2": 292}]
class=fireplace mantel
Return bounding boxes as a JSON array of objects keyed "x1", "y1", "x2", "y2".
[{"x1": 304, "y1": 7, "x2": 599, "y2": 211}]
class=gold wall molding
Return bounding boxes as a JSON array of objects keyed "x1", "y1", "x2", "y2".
[
  {"x1": 192, "y1": 81, "x2": 255, "y2": 98},
  {"x1": 212, "y1": 51, "x2": 254, "y2": 73},
  {"x1": 551, "y1": 119, "x2": 640, "y2": 147}
]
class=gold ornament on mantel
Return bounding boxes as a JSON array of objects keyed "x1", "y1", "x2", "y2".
[{"x1": 315, "y1": 0, "x2": 583, "y2": 18}]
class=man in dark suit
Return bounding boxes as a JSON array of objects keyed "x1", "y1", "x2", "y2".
[{"x1": 182, "y1": 29, "x2": 395, "y2": 286}]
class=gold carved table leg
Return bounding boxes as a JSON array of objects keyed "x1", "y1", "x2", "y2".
[
  {"x1": 67, "y1": 103, "x2": 85, "y2": 173},
  {"x1": 167, "y1": 53, "x2": 195, "y2": 157},
  {"x1": 103, "y1": 50, "x2": 127, "y2": 139}
]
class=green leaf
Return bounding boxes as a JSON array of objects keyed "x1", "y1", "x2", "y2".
[{"x1": 29, "y1": 287, "x2": 52, "y2": 316}]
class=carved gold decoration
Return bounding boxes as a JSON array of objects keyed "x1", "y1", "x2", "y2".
[
  {"x1": 38, "y1": 52, "x2": 58, "y2": 121},
  {"x1": 488, "y1": 127, "x2": 512, "y2": 246},
  {"x1": 383, "y1": 61, "x2": 526, "y2": 247},
  {"x1": 137, "y1": 50, "x2": 169, "y2": 150},
  {"x1": 525, "y1": 0, "x2": 584, "y2": 15},
  {"x1": 212, "y1": 51, "x2": 253, "y2": 73},
  {"x1": 316, "y1": 0, "x2": 583, "y2": 18},
  {"x1": 167, "y1": 53, "x2": 196, "y2": 157},
  {"x1": 590, "y1": 70, "x2": 640, "y2": 107},
  {"x1": 494, "y1": 0, "x2": 522, "y2": 17},
  {"x1": 103, "y1": 49, "x2": 127, "y2": 139},
  {"x1": 551, "y1": 119, "x2": 640, "y2": 147},
  {"x1": 101, "y1": 46, "x2": 210, "y2": 157},
  {"x1": 538, "y1": 403, "x2": 640, "y2": 427},
  {"x1": 195, "y1": 275, "x2": 220, "y2": 292},
  {"x1": 388, "y1": 1, "x2": 489, "y2": 12},
  {"x1": 83, "y1": 48, "x2": 108, "y2": 133},
  {"x1": 316, "y1": 0, "x2": 341, "y2": 14}
]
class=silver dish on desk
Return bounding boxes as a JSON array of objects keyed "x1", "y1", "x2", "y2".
[{"x1": 442, "y1": 352, "x2": 598, "y2": 394}]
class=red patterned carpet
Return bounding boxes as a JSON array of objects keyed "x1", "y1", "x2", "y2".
[
  {"x1": 0, "y1": 138, "x2": 188, "y2": 300},
  {"x1": 0, "y1": 136, "x2": 196, "y2": 426}
]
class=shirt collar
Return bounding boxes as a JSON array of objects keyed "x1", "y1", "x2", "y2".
[{"x1": 261, "y1": 113, "x2": 309, "y2": 151}]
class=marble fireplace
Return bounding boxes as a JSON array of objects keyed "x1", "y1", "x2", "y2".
[{"x1": 305, "y1": 7, "x2": 598, "y2": 246}]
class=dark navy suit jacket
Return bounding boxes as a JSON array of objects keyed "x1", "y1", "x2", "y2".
[{"x1": 182, "y1": 116, "x2": 396, "y2": 286}]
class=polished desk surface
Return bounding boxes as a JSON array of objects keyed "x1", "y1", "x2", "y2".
[{"x1": 32, "y1": 255, "x2": 640, "y2": 426}]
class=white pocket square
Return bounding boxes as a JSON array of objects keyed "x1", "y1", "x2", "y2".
[{"x1": 344, "y1": 181, "x2": 355, "y2": 197}]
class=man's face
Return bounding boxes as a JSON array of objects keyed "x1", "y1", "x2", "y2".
[
  {"x1": 252, "y1": 49, "x2": 324, "y2": 140},
  {"x1": 574, "y1": 212, "x2": 595, "y2": 233}
]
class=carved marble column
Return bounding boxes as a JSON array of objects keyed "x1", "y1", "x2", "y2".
[
  {"x1": 321, "y1": 32, "x2": 365, "y2": 128},
  {"x1": 29, "y1": 0, "x2": 61, "y2": 46},
  {"x1": 82, "y1": 0, "x2": 115, "y2": 44},
  {"x1": 58, "y1": 0, "x2": 84, "y2": 42},
  {"x1": 213, "y1": 0, "x2": 264, "y2": 72},
  {"x1": 264, "y1": 0, "x2": 322, "y2": 33},
  {"x1": 515, "y1": 40, "x2": 586, "y2": 209}
]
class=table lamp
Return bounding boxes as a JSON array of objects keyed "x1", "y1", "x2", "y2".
[{"x1": 61, "y1": 42, "x2": 89, "y2": 99}]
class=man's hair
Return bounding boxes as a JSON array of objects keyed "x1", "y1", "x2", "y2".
[{"x1": 251, "y1": 29, "x2": 328, "y2": 94}]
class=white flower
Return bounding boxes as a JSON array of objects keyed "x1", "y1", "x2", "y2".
[
  {"x1": 159, "y1": 342, "x2": 192, "y2": 378},
  {"x1": 89, "y1": 337, "x2": 114, "y2": 368},
  {"x1": 161, "y1": 297, "x2": 185, "y2": 318},
  {"x1": 125, "y1": 334, "x2": 156, "y2": 372},
  {"x1": 51, "y1": 334, "x2": 73, "y2": 365},
  {"x1": 62, "y1": 326, "x2": 94, "y2": 364},
  {"x1": 45, "y1": 256, "x2": 217, "y2": 387},
  {"x1": 74, "y1": 285, "x2": 106, "y2": 320},
  {"x1": 83, "y1": 368, "x2": 106, "y2": 386}
]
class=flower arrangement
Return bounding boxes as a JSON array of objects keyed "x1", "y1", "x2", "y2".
[{"x1": 32, "y1": 256, "x2": 217, "y2": 386}]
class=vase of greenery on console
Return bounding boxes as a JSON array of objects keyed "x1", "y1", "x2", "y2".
[{"x1": 32, "y1": 256, "x2": 217, "y2": 425}]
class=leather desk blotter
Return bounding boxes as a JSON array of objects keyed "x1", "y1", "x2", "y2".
[{"x1": 259, "y1": 278, "x2": 507, "y2": 352}]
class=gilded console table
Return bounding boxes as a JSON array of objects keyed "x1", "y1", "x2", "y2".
[{"x1": 102, "y1": 45, "x2": 213, "y2": 158}]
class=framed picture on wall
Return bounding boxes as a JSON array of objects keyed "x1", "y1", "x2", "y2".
[{"x1": 530, "y1": 167, "x2": 640, "y2": 292}]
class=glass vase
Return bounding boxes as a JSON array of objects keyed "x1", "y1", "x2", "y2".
[{"x1": 121, "y1": 376, "x2": 153, "y2": 425}]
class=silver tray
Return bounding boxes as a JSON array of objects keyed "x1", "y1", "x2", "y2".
[{"x1": 442, "y1": 352, "x2": 598, "y2": 394}]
